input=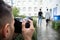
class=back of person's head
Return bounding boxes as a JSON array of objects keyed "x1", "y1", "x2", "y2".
[
  {"x1": 0, "y1": 0, "x2": 14, "y2": 40},
  {"x1": 40, "y1": 9, "x2": 41, "y2": 11}
]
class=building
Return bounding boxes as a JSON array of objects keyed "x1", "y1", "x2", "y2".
[
  {"x1": 4, "y1": 0, "x2": 42, "y2": 16},
  {"x1": 4, "y1": 0, "x2": 60, "y2": 17}
]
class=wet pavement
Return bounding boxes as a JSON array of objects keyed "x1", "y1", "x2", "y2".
[{"x1": 37, "y1": 19, "x2": 60, "y2": 40}]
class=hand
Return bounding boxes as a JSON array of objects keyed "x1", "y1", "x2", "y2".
[{"x1": 22, "y1": 19, "x2": 35, "y2": 40}]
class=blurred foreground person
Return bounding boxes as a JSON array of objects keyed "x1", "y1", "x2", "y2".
[{"x1": 0, "y1": 0, "x2": 35, "y2": 40}]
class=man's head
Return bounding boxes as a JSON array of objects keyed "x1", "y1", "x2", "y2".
[
  {"x1": 0, "y1": 0, "x2": 14, "y2": 40},
  {"x1": 40, "y1": 9, "x2": 41, "y2": 11}
]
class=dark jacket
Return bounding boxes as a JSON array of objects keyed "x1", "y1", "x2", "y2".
[{"x1": 38, "y1": 11, "x2": 43, "y2": 16}]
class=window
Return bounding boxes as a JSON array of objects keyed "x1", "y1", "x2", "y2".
[
  {"x1": 23, "y1": 7, "x2": 26, "y2": 11},
  {"x1": 23, "y1": 0, "x2": 26, "y2": 2},
  {"x1": 17, "y1": 0, "x2": 21, "y2": 3},
  {"x1": 28, "y1": 7, "x2": 32, "y2": 11},
  {"x1": 34, "y1": 7, "x2": 37, "y2": 11},
  {"x1": 34, "y1": 13, "x2": 37, "y2": 16},
  {"x1": 28, "y1": 0, "x2": 32, "y2": 2},
  {"x1": 28, "y1": 13, "x2": 31, "y2": 16},
  {"x1": 34, "y1": 0, "x2": 37, "y2": 2}
]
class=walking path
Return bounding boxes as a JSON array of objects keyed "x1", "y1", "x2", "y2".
[{"x1": 37, "y1": 19, "x2": 58, "y2": 40}]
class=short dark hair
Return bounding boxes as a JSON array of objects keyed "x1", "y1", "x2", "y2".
[
  {"x1": 0, "y1": 0, "x2": 12, "y2": 29},
  {"x1": 0, "y1": 0, "x2": 13, "y2": 39},
  {"x1": 40, "y1": 9, "x2": 41, "y2": 10}
]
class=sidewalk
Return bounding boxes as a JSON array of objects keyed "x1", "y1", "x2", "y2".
[{"x1": 37, "y1": 19, "x2": 58, "y2": 40}]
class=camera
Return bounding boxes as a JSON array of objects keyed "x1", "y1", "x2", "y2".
[{"x1": 14, "y1": 17, "x2": 33, "y2": 33}]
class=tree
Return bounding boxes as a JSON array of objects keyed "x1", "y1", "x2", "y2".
[{"x1": 12, "y1": 7, "x2": 19, "y2": 17}]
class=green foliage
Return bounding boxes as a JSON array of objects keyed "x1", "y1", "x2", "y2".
[
  {"x1": 32, "y1": 19, "x2": 37, "y2": 40},
  {"x1": 42, "y1": 16, "x2": 45, "y2": 19},
  {"x1": 19, "y1": 15, "x2": 26, "y2": 18},
  {"x1": 52, "y1": 21, "x2": 60, "y2": 31},
  {"x1": 14, "y1": 34, "x2": 24, "y2": 40},
  {"x1": 12, "y1": 7, "x2": 19, "y2": 17},
  {"x1": 32, "y1": 16, "x2": 45, "y2": 19}
]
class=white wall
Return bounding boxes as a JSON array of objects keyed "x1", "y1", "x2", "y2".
[
  {"x1": 12, "y1": 0, "x2": 41, "y2": 16},
  {"x1": 41, "y1": 0, "x2": 60, "y2": 18},
  {"x1": 4, "y1": 0, "x2": 60, "y2": 16},
  {"x1": 4, "y1": 0, "x2": 42, "y2": 16}
]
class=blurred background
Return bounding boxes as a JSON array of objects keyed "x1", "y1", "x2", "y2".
[{"x1": 3, "y1": 0, "x2": 60, "y2": 40}]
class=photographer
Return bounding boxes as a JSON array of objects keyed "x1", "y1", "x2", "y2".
[{"x1": 0, "y1": 0, "x2": 35, "y2": 40}]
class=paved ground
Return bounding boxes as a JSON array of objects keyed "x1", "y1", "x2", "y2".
[{"x1": 37, "y1": 19, "x2": 59, "y2": 40}]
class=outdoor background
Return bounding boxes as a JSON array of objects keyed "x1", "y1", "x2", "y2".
[{"x1": 3, "y1": 0, "x2": 60, "y2": 40}]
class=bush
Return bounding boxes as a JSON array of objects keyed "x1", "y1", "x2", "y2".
[
  {"x1": 19, "y1": 15, "x2": 26, "y2": 18},
  {"x1": 52, "y1": 21, "x2": 60, "y2": 31},
  {"x1": 12, "y1": 7, "x2": 19, "y2": 17},
  {"x1": 32, "y1": 19, "x2": 37, "y2": 40},
  {"x1": 32, "y1": 16, "x2": 45, "y2": 19}
]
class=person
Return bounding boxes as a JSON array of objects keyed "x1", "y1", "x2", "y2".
[
  {"x1": 38, "y1": 9, "x2": 43, "y2": 26},
  {"x1": 45, "y1": 9, "x2": 50, "y2": 26},
  {"x1": 0, "y1": 0, "x2": 35, "y2": 40}
]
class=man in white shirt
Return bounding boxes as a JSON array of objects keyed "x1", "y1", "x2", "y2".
[{"x1": 45, "y1": 9, "x2": 51, "y2": 26}]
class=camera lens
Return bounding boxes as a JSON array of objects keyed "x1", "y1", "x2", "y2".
[
  {"x1": 25, "y1": 21, "x2": 30, "y2": 28},
  {"x1": 25, "y1": 17, "x2": 33, "y2": 28}
]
